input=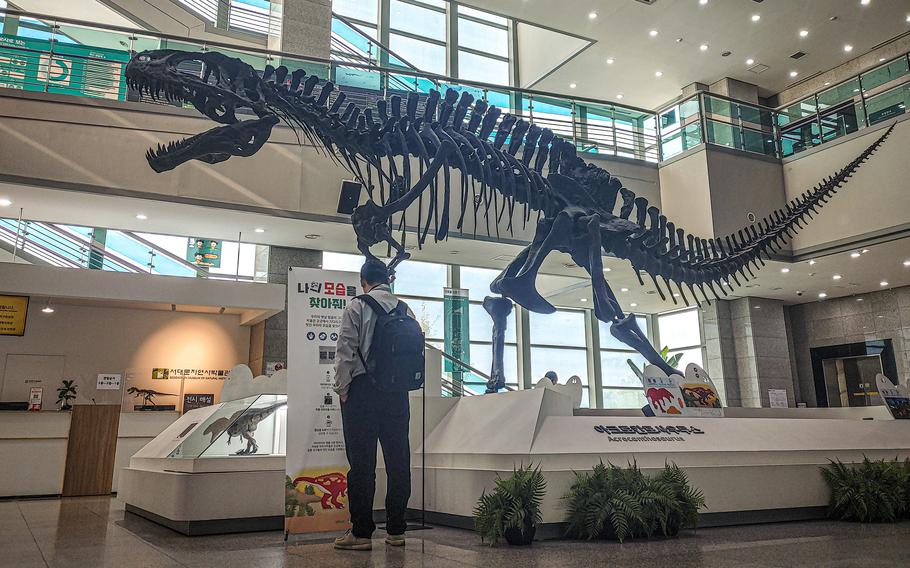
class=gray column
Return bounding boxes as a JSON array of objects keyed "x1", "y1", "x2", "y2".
[
  {"x1": 268, "y1": 0, "x2": 332, "y2": 59},
  {"x1": 703, "y1": 297, "x2": 796, "y2": 408},
  {"x1": 258, "y1": 246, "x2": 323, "y2": 375}
]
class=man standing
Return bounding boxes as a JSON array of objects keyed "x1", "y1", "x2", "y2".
[{"x1": 333, "y1": 259, "x2": 420, "y2": 550}]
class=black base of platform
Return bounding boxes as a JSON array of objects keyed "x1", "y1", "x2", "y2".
[{"x1": 125, "y1": 504, "x2": 283, "y2": 536}]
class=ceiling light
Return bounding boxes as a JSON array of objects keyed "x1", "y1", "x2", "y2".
[
  {"x1": 799, "y1": 29, "x2": 809, "y2": 37},
  {"x1": 903, "y1": 260, "x2": 910, "y2": 267},
  {"x1": 0, "y1": 198, "x2": 11, "y2": 207},
  {"x1": 649, "y1": 30, "x2": 659, "y2": 37},
  {"x1": 780, "y1": 268, "x2": 790, "y2": 273},
  {"x1": 850, "y1": 251, "x2": 861, "y2": 258},
  {"x1": 790, "y1": 71, "x2": 799, "y2": 78},
  {"x1": 569, "y1": 82, "x2": 577, "y2": 89},
  {"x1": 580, "y1": 298, "x2": 588, "y2": 302},
  {"x1": 699, "y1": 0, "x2": 707, "y2": 5},
  {"x1": 861, "y1": 249, "x2": 869, "y2": 253},
  {"x1": 606, "y1": 58, "x2": 615, "y2": 64},
  {"x1": 655, "y1": 71, "x2": 663, "y2": 77},
  {"x1": 856, "y1": 297, "x2": 864, "y2": 302},
  {"x1": 746, "y1": 58, "x2": 755, "y2": 65},
  {"x1": 700, "y1": 44, "x2": 709, "y2": 51},
  {"x1": 588, "y1": 11, "x2": 597, "y2": 20},
  {"x1": 254, "y1": 227, "x2": 265, "y2": 233},
  {"x1": 616, "y1": 94, "x2": 624, "y2": 99},
  {"x1": 808, "y1": 259, "x2": 817, "y2": 265},
  {"x1": 818, "y1": 292, "x2": 827, "y2": 298},
  {"x1": 844, "y1": 44, "x2": 853, "y2": 53},
  {"x1": 824, "y1": 81, "x2": 831, "y2": 86},
  {"x1": 673, "y1": 293, "x2": 680, "y2": 297},
  {"x1": 621, "y1": 287, "x2": 629, "y2": 292},
  {"x1": 832, "y1": 274, "x2": 842, "y2": 280},
  {"x1": 860, "y1": 0, "x2": 870, "y2": 5},
  {"x1": 304, "y1": 234, "x2": 320, "y2": 239},
  {"x1": 880, "y1": 58, "x2": 886, "y2": 62},
  {"x1": 630, "y1": 303, "x2": 638, "y2": 307},
  {"x1": 135, "y1": 213, "x2": 147, "y2": 220},
  {"x1": 880, "y1": 281, "x2": 889, "y2": 287},
  {"x1": 41, "y1": 299, "x2": 54, "y2": 314},
  {"x1": 906, "y1": 14, "x2": 910, "y2": 22},
  {"x1": 603, "y1": 267, "x2": 612, "y2": 272},
  {"x1": 751, "y1": 14, "x2": 761, "y2": 22}
]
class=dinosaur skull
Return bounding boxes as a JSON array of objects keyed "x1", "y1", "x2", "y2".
[{"x1": 125, "y1": 50, "x2": 279, "y2": 172}]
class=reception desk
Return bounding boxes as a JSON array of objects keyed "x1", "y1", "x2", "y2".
[{"x1": 0, "y1": 409, "x2": 179, "y2": 497}]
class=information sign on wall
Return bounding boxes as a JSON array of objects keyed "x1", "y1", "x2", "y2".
[
  {"x1": 0, "y1": 34, "x2": 130, "y2": 100},
  {"x1": 186, "y1": 238, "x2": 222, "y2": 268},
  {"x1": 286, "y1": 267, "x2": 360, "y2": 534},
  {"x1": 768, "y1": 389, "x2": 789, "y2": 408},
  {"x1": 183, "y1": 393, "x2": 215, "y2": 412},
  {"x1": 0, "y1": 294, "x2": 29, "y2": 336},
  {"x1": 28, "y1": 387, "x2": 43, "y2": 411},
  {"x1": 96, "y1": 373, "x2": 122, "y2": 390},
  {"x1": 443, "y1": 287, "x2": 470, "y2": 391}
]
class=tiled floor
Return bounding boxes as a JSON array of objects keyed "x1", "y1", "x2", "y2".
[{"x1": 3, "y1": 496, "x2": 910, "y2": 567}]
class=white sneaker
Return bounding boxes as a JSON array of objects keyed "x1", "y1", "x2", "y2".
[
  {"x1": 334, "y1": 530, "x2": 372, "y2": 551},
  {"x1": 385, "y1": 533, "x2": 406, "y2": 547}
]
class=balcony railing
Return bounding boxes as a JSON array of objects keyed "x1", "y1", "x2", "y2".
[
  {"x1": 1, "y1": 8, "x2": 907, "y2": 166},
  {"x1": 0, "y1": 216, "x2": 267, "y2": 282}
]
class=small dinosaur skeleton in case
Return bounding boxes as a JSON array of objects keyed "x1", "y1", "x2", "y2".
[
  {"x1": 203, "y1": 400, "x2": 287, "y2": 455},
  {"x1": 125, "y1": 50, "x2": 892, "y2": 389}
]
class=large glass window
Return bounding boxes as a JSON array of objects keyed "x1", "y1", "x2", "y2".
[
  {"x1": 655, "y1": 307, "x2": 705, "y2": 387},
  {"x1": 529, "y1": 308, "x2": 589, "y2": 405}
]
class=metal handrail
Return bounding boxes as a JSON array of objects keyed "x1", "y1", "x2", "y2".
[{"x1": 430, "y1": 344, "x2": 517, "y2": 392}]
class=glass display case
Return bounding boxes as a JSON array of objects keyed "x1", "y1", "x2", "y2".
[{"x1": 168, "y1": 394, "x2": 287, "y2": 459}]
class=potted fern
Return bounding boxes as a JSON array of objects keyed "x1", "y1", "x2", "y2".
[
  {"x1": 821, "y1": 458, "x2": 910, "y2": 522},
  {"x1": 56, "y1": 379, "x2": 78, "y2": 411},
  {"x1": 474, "y1": 464, "x2": 546, "y2": 546},
  {"x1": 564, "y1": 461, "x2": 704, "y2": 542}
]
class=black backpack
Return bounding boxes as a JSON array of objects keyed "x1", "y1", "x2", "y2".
[{"x1": 356, "y1": 294, "x2": 425, "y2": 392}]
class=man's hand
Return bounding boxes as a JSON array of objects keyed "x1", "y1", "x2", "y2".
[{"x1": 340, "y1": 393, "x2": 348, "y2": 404}]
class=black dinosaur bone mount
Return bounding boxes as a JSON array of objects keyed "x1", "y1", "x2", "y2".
[{"x1": 127, "y1": 49, "x2": 894, "y2": 392}]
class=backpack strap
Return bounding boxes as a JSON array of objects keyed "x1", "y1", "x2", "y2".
[
  {"x1": 354, "y1": 293, "x2": 389, "y2": 374},
  {"x1": 356, "y1": 293, "x2": 388, "y2": 316}
]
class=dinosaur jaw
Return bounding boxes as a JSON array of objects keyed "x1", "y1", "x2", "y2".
[{"x1": 145, "y1": 116, "x2": 280, "y2": 173}]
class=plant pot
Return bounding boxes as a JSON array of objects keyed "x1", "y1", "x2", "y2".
[{"x1": 504, "y1": 524, "x2": 535, "y2": 546}]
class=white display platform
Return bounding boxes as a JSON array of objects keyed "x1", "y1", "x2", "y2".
[
  {"x1": 119, "y1": 401, "x2": 286, "y2": 535},
  {"x1": 406, "y1": 389, "x2": 910, "y2": 530}
]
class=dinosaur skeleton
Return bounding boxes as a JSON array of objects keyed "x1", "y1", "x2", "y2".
[
  {"x1": 127, "y1": 387, "x2": 176, "y2": 406},
  {"x1": 124, "y1": 49, "x2": 893, "y2": 389},
  {"x1": 203, "y1": 400, "x2": 288, "y2": 455}
]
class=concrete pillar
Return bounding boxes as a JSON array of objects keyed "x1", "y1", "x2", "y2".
[
  {"x1": 267, "y1": 0, "x2": 332, "y2": 59},
  {"x1": 253, "y1": 246, "x2": 323, "y2": 376},
  {"x1": 703, "y1": 297, "x2": 797, "y2": 407}
]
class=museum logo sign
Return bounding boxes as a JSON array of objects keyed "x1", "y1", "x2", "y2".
[{"x1": 594, "y1": 424, "x2": 705, "y2": 443}]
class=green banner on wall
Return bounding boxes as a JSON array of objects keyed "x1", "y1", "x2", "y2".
[
  {"x1": 443, "y1": 287, "x2": 470, "y2": 394},
  {"x1": 0, "y1": 34, "x2": 130, "y2": 100}
]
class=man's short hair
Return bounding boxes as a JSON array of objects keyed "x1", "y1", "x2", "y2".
[{"x1": 360, "y1": 259, "x2": 390, "y2": 285}]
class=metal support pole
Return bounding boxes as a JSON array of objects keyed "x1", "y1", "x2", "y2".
[
  {"x1": 11, "y1": 207, "x2": 23, "y2": 263},
  {"x1": 235, "y1": 231, "x2": 242, "y2": 281}
]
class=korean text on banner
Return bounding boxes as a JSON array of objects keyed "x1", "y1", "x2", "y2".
[{"x1": 286, "y1": 267, "x2": 360, "y2": 534}]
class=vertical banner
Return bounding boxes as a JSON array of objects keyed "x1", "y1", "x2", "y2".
[
  {"x1": 286, "y1": 267, "x2": 360, "y2": 534},
  {"x1": 443, "y1": 288, "x2": 470, "y2": 394}
]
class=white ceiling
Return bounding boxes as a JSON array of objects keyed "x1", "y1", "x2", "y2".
[
  {"x1": 465, "y1": 0, "x2": 910, "y2": 108},
  {"x1": 2, "y1": 181, "x2": 909, "y2": 316}
]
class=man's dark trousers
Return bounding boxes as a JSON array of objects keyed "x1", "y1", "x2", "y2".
[{"x1": 341, "y1": 377, "x2": 411, "y2": 538}]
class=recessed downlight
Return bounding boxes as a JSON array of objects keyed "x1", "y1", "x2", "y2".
[
  {"x1": 746, "y1": 58, "x2": 755, "y2": 65},
  {"x1": 254, "y1": 227, "x2": 265, "y2": 233},
  {"x1": 588, "y1": 11, "x2": 597, "y2": 20},
  {"x1": 850, "y1": 251, "x2": 861, "y2": 258},
  {"x1": 808, "y1": 259, "x2": 817, "y2": 265},
  {"x1": 569, "y1": 82, "x2": 577, "y2": 89},
  {"x1": 603, "y1": 267, "x2": 612, "y2": 272},
  {"x1": 649, "y1": 29, "x2": 659, "y2": 37},
  {"x1": 0, "y1": 198, "x2": 11, "y2": 207},
  {"x1": 832, "y1": 274, "x2": 842, "y2": 280},
  {"x1": 580, "y1": 298, "x2": 588, "y2": 302},
  {"x1": 903, "y1": 260, "x2": 910, "y2": 267},
  {"x1": 860, "y1": 0, "x2": 870, "y2": 5},
  {"x1": 790, "y1": 70, "x2": 799, "y2": 78},
  {"x1": 751, "y1": 14, "x2": 761, "y2": 22},
  {"x1": 616, "y1": 94, "x2": 624, "y2": 99},
  {"x1": 780, "y1": 268, "x2": 790, "y2": 273},
  {"x1": 861, "y1": 249, "x2": 869, "y2": 253},
  {"x1": 135, "y1": 213, "x2": 148, "y2": 220},
  {"x1": 699, "y1": 0, "x2": 708, "y2": 5},
  {"x1": 880, "y1": 280, "x2": 889, "y2": 287},
  {"x1": 630, "y1": 303, "x2": 638, "y2": 308},
  {"x1": 655, "y1": 71, "x2": 663, "y2": 77},
  {"x1": 844, "y1": 44, "x2": 853, "y2": 53},
  {"x1": 621, "y1": 287, "x2": 629, "y2": 292},
  {"x1": 818, "y1": 292, "x2": 828, "y2": 298},
  {"x1": 799, "y1": 29, "x2": 809, "y2": 37},
  {"x1": 700, "y1": 44, "x2": 709, "y2": 51},
  {"x1": 606, "y1": 58, "x2": 615, "y2": 64}
]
